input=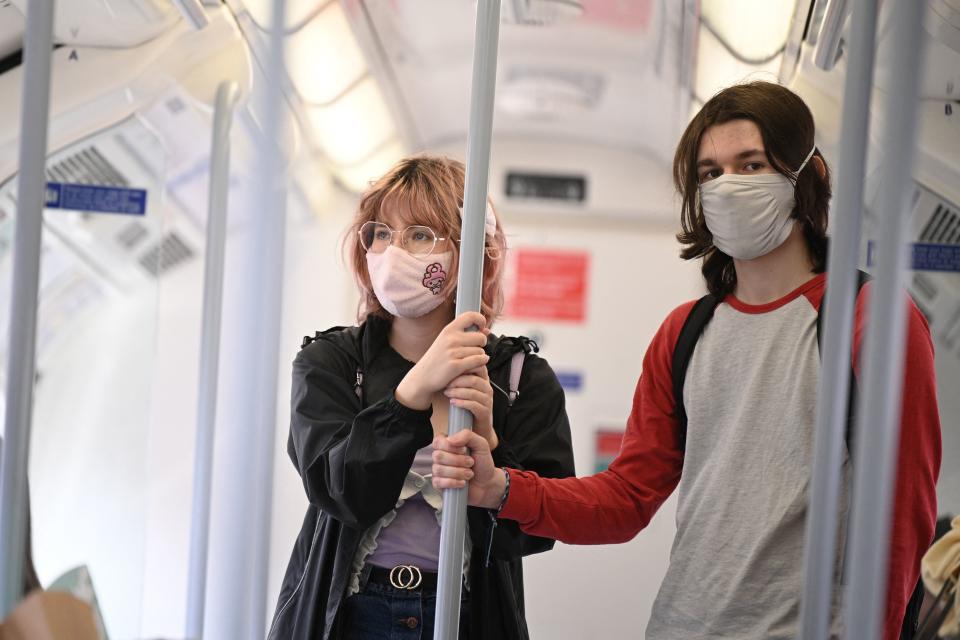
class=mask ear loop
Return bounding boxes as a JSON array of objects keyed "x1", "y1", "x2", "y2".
[
  {"x1": 457, "y1": 201, "x2": 498, "y2": 240},
  {"x1": 793, "y1": 145, "x2": 817, "y2": 181}
]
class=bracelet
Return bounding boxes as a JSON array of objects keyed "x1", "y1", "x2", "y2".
[{"x1": 493, "y1": 468, "x2": 510, "y2": 516}]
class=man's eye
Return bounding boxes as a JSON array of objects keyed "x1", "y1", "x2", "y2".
[
  {"x1": 700, "y1": 169, "x2": 721, "y2": 182},
  {"x1": 744, "y1": 162, "x2": 764, "y2": 171}
]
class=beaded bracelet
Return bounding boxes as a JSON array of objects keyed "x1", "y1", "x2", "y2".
[{"x1": 493, "y1": 467, "x2": 511, "y2": 516}]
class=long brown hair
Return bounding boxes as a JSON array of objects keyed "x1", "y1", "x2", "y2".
[
  {"x1": 674, "y1": 81, "x2": 832, "y2": 297},
  {"x1": 345, "y1": 154, "x2": 507, "y2": 324}
]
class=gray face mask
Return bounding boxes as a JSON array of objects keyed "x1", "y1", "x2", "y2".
[{"x1": 699, "y1": 146, "x2": 816, "y2": 260}]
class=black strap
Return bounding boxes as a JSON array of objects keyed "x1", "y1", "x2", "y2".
[
  {"x1": 900, "y1": 576, "x2": 926, "y2": 639},
  {"x1": 671, "y1": 294, "x2": 720, "y2": 448},
  {"x1": 815, "y1": 270, "x2": 871, "y2": 352},
  {"x1": 816, "y1": 270, "x2": 872, "y2": 458}
]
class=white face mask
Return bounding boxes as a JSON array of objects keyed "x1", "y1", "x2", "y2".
[
  {"x1": 699, "y1": 146, "x2": 816, "y2": 260},
  {"x1": 366, "y1": 246, "x2": 453, "y2": 318}
]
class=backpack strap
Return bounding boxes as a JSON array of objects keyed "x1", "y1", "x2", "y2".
[
  {"x1": 502, "y1": 336, "x2": 537, "y2": 409},
  {"x1": 816, "y1": 270, "x2": 872, "y2": 352},
  {"x1": 815, "y1": 270, "x2": 872, "y2": 458},
  {"x1": 671, "y1": 294, "x2": 720, "y2": 448},
  {"x1": 300, "y1": 328, "x2": 364, "y2": 402},
  {"x1": 507, "y1": 351, "x2": 525, "y2": 408}
]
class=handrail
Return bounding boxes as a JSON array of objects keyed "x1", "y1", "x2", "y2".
[
  {"x1": 0, "y1": 0, "x2": 55, "y2": 616},
  {"x1": 185, "y1": 79, "x2": 241, "y2": 640},
  {"x1": 203, "y1": 0, "x2": 289, "y2": 636},
  {"x1": 434, "y1": 1, "x2": 501, "y2": 638},
  {"x1": 814, "y1": 0, "x2": 851, "y2": 71},
  {"x1": 842, "y1": 1, "x2": 928, "y2": 638},
  {"x1": 798, "y1": 0, "x2": 879, "y2": 637},
  {"x1": 171, "y1": 0, "x2": 210, "y2": 30}
]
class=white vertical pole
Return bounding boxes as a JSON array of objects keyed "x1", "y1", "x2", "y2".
[
  {"x1": 0, "y1": 0, "x2": 55, "y2": 616},
  {"x1": 798, "y1": 1, "x2": 879, "y2": 638},
  {"x1": 842, "y1": 1, "x2": 927, "y2": 638},
  {"x1": 434, "y1": 1, "x2": 501, "y2": 638},
  {"x1": 185, "y1": 80, "x2": 240, "y2": 640},
  {"x1": 204, "y1": 0, "x2": 287, "y2": 637}
]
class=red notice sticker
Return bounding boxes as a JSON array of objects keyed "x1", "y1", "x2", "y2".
[
  {"x1": 505, "y1": 248, "x2": 590, "y2": 323},
  {"x1": 594, "y1": 429, "x2": 625, "y2": 473}
]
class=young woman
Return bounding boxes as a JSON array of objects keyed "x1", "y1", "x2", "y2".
[
  {"x1": 432, "y1": 82, "x2": 942, "y2": 639},
  {"x1": 268, "y1": 155, "x2": 575, "y2": 640}
]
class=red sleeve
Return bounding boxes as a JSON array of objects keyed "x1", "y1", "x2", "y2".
[
  {"x1": 851, "y1": 285, "x2": 942, "y2": 640},
  {"x1": 499, "y1": 302, "x2": 691, "y2": 544}
]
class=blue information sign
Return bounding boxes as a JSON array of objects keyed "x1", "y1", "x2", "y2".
[
  {"x1": 911, "y1": 243, "x2": 960, "y2": 272},
  {"x1": 45, "y1": 182, "x2": 147, "y2": 216},
  {"x1": 555, "y1": 371, "x2": 583, "y2": 392},
  {"x1": 866, "y1": 241, "x2": 960, "y2": 273}
]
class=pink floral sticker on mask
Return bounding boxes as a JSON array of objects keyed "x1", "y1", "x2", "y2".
[{"x1": 422, "y1": 263, "x2": 446, "y2": 295}]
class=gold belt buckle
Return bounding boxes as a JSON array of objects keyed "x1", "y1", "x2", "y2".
[{"x1": 388, "y1": 565, "x2": 423, "y2": 590}]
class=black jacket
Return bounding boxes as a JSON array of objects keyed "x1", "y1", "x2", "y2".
[{"x1": 268, "y1": 315, "x2": 576, "y2": 640}]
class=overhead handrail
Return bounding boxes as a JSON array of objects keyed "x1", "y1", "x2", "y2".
[
  {"x1": 185, "y1": 79, "x2": 241, "y2": 640},
  {"x1": 0, "y1": 0, "x2": 56, "y2": 617},
  {"x1": 814, "y1": 0, "x2": 851, "y2": 71},
  {"x1": 434, "y1": 1, "x2": 501, "y2": 638},
  {"x1": 172, "y1": 0, "x2": 210, "y2": 30}
]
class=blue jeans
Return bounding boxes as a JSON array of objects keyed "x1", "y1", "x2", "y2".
[{"x1": 342, "y1": 581, "x2": 470, "y2": 640}]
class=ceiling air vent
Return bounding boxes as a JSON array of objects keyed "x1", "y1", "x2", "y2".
[
  {"x1": 138, "y1": 232, "x2": 194, "y2": 277},
  {"x1": 115, "y1": 221, "x2": 150, "y2": 251},
  {"x1": 919, "y1": 202, "x2": 960, "y2": 244},
  {"x1": 45, "y1": 146, "x2": 130, "y2": 187},
  {"x1": 501, "y1": 0, "x2": 584, "y2": 26},
  {"x1": 912, "y1": 272, "x2": 940, "y2": 302}
]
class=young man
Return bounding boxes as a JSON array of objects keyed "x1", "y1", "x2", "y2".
[{"x1": 431, "y1": 82, "x2": 942, "y2": 639}]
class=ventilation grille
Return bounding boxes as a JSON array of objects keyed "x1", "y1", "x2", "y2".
[
  {"x1": 115, "y1": 221, "x2": 150, "y2": 251},
  {"x1": 919, "y1": 203, "x2": 960, "y2": 244},
  {"x1": 138, "y1": 232, "x2": 194, "y2": 276},
  {"x1": 45, "y1": 146, "x2": 129, "y2": 187},
  {"x1": 502, "y1": 0, "x2": 584, "y2": 26},
  {"x1": 912, "y1": 272, "x2": 940, "y2": 302}
]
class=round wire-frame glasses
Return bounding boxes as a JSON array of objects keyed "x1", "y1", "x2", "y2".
[{"x1": 358, "y1": 221, "x2": 448, "y2": 257}]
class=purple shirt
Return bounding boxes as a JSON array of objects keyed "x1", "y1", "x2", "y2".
[{"x1": 365, "y1": 444, "x2": 443, "y2": 571}]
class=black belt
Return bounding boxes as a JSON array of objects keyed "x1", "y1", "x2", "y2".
[{"x1": 364, "y1": 565, "x2": 439, "y2": 592}]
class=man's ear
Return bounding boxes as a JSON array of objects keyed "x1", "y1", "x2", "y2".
[{"x1": 812, "y1": 155, "x2": 827, "y2": 181}]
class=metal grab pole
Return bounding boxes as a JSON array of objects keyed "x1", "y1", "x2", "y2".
[
  {"x1": 798, "y1": 0, "x2": 879, "y2": 637},
  {"x1": 247, "y1": 0, "x2": 289, "y2": 633},
  {"x1": 185, "y1": 80, "x2": 240, "y2": 640},
  {"x1": 205, "y1": 0, "x2": 285, "y2": 637},
  {"x1": 435, "y1": 1, "x2": 501, "y2": 638},
  {"x1": 0, "y1": 0, "x2": 55, "y2": 616},
  {"x1": 842, "y1": 1, "x2": 927, "y2": 638}
]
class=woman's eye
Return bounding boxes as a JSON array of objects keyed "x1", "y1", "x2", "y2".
[
  {"x1": 374, "y1": 230, "x2": 391, "y2": 241},
  {"x1": 413, "y1": 232, "x2": 428, "y2": 241}
]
